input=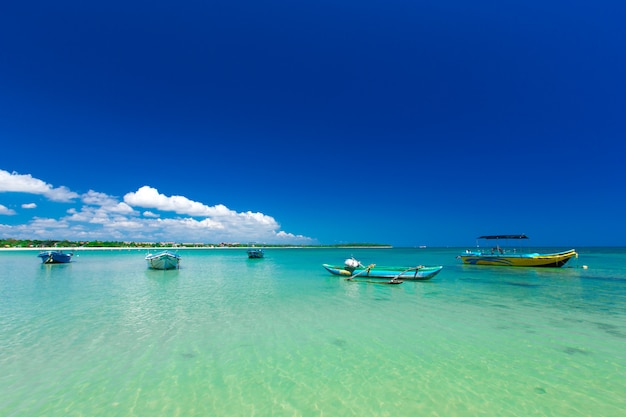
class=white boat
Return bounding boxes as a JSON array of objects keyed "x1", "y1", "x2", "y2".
[{"x1": 145, "y1": 251, "x2": 181, "y2": 270}]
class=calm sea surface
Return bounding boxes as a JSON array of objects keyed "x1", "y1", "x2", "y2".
[{"x1": 1, "y1": 247, "x2": 625, "y2": 416}]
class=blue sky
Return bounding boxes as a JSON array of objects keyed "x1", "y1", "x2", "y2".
[{"x1": 1, "y1": 1, "x2": 625, "y2": 247}]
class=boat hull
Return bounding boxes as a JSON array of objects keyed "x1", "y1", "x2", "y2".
[
  {"x1": 145, "y1": 251, "x2": 181, "y2": 270},
  {"x1": 323, "y1": 264, "x2": 443, "y2": 280},
  {"x1": 247, "y1": 249, "x2": 264, "y2": 259},
  {"x1": 38, "y1": 251, "x2": 73, "y2": 264},
  {"x1": 459, "y1": 249, "x2": 577, "y2": 267}
]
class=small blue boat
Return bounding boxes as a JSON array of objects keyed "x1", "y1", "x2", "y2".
[
  {"x1": 247, "y1": 248, "x2": 264, "y2": 259},
  {"x1": 38, "y1": 251, "x2": 73, "y2": 264}
]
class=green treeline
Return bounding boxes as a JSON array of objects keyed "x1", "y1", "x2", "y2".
[{"x1": 0, "y1": 239, "x2": 390, "y2": 249}]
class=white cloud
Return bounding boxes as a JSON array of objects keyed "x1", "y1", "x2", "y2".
[
  {"x1": 120, "y1": 187, "x2": 315, "y2": 243},
  {"x1": 22, "y1": 203, "x2": 37, "y2": 209},
  {"x1": 82, "y1": 190, "x2": 136, "y2": 214},
  {"x1": 81, "y1": 190, "x2": 119, "y2": 206},
  {"x1": 0, "y1": 204, "x2": 16, "y2": 215},
  {"x1": 0, "y1": 175, "x2": 316, "y2": 244},
  {"x1": 0, "y1": 170, "x2": 79, "y2": 202},
  {"x1": 124, "y1": 186, "x2": 229, "y2": 216}
]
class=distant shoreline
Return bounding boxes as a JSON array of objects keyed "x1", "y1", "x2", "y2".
[
  {"x1": 0, "y1": 246, "x2": 395, "y2": 252},
  {"x1": 8, "y1": 244, "x2": 614, "y2": 252}
]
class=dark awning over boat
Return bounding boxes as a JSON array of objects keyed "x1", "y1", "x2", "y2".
[{"x1": 477, "y1": 234, "x2": 529, "y2": 240}]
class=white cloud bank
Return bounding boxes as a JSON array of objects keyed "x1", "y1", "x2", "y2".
[
  {"x1": 0, "y1": 170, "x2": 79, "y2": 202},
  {"x1": 0, "y1": 169, "x2": 315, "y2": 244}
]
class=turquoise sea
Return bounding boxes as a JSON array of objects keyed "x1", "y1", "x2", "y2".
[{"x1": 1, "y1": 247, "x2": 625, "y2": 417}]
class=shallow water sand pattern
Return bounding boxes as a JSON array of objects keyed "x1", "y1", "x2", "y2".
[{"x1": 1, "y1": 247, "x2": 625, "y2": 416}]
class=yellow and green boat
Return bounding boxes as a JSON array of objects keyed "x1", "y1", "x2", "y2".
[{"x1": 458, "y1": 235, "x2": 578, "y2": 267}]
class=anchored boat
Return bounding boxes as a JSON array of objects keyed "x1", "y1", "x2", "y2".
[
  {"x1": 458, "y1": 235, "x2": 577, "y2": 267},
  {"x1": 38, "y1": 250, "x2": 73, "y2": 264},
  {"x1": 247, "y1": 248, "x2": 264, "y2": 259},
  {"x1": 323, "y1": 257, "x2": 443, "y2": 282},
  {"x1": 145, "y1": 251, "x2": 181, "y2": 270}
]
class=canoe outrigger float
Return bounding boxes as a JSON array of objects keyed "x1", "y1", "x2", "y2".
[
  {"x1": 323, "y1": 258, "x2": 443, "y2": 284},
  {"x1": 458, "y1": 235, "x2": 578, "y2": 267}
]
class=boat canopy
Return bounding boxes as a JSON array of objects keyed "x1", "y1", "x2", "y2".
[{"x1": 477, "y1": 234, "x2": 529, "y2": 240}]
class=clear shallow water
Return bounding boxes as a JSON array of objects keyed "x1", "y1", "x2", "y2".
[{"x1": 1, "y1": 247, "x2": 625, "y2": 416}]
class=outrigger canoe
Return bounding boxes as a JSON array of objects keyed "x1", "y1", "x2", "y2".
[
  {"x1": 458, "y1": 235, "x2": 578, "y2": 267},
  {"x1": 323, "y1": 260, "x2": 443, "y2": 281}
]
